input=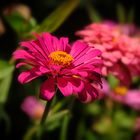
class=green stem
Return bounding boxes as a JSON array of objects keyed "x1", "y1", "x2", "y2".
[
  {"x1": 40, "y1": 101, "x2": 52, "y2": 125},
  {"x1": 23, "y1": 125, "x2": 38, "y2": 140},
  {"x1": 60, "y1": 116, "x2": 70, "y2": 140},
  {"x1": 60, "y1": 97, "x2": 75, "y2": 140},
  {"x1": 36, "y1": 100, "x2": 53, "y2": 140}
]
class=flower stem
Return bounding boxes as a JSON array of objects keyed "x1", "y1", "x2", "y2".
[
  {"x1": 40, "y1": 101, "x2": 52, "y2": 125},
  {"x1": 60, "y1": 97, "x2": 75, "y2": 140},
  {"x1": 36, "y1": 100, "x2": 52, "y2": 140},
  {"x1": 60, "y1": 116, "x2": 70, "y2": 140}
]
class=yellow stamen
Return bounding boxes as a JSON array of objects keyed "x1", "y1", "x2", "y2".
[
  {"x1": 114, "y1": 86, "x2": 128, "y2": 96},
  {"x1": 49, "y1": 51, "x2": 73, "y2": 66},
  {"x1": 73, "y1": 75, "x2": 79, "y2": 78}
]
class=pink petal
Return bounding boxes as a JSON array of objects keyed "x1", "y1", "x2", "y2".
[
  {"x1": 16, "y1": 62, "x2": 28, "y2": 68},
  {"x1": 77, "y1": 82, "x2": 99, "y2": 103},
  {"x1": 60, "y1": 37, "x2": 70, "y2": 52},
  {"x1": 39, "y1": 66, "x2": 50, "y2": 74},
  {"x1": 101, "y1": 79, "x2": 110, "y2": 94},
  {"x1": 30, "y1": 40, "x2": 49, "y2": 61},
  {"x1": 33, "y1": 33, "x2": 52, "y2": 55},
  {"x1": 13, "y1": 49, "x2": 44, "y2": 66},
  {"x1": 40, "y1": 77, "x2": 55, "y2": 100},
  {"x1": 20, "y1": 41, "x2": 35, "y2": 51},
  {"x1": 57, "y1": 77, "x2": 73, "y2": 96},
  {"x1": 18, "y1": 67, "x2": 42, "y2": 84},
  {"x1": 70, "y1": 41, "x2": 89, "y2": 59},
  {"x1": 53, "y1": 36, "x2": 61, "y2": 50},
  {"x1": 42, "y1": 33, "x2": 55, "y2": 53},
  {"x1": 125, "y1": 90, "x2": 140, "y2": 110},
  {"x1": 85, "y1": 83, "x2": 99, "y2": 100},
  {"x1": 70, "y1": 78, "x2": 84, "y2": 93},
  {"x1": 13, "y1": 49, "x2": 34, "y2": 60},
  {"x1": 72, "y1": 59, "x2": 102, "y2": 73},
  {"x1": 73, "y1": 49, "x2": 101, "y2": 66},
  {"x1": 77, "y1": 89, "x2": 87, "y2": 102}
]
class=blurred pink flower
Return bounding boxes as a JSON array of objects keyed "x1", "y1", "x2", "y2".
[
  {"x1": 76, "y1": 23, "x2": 140, "y2": 85},
  {"x1": 125, "y1": 90, "x2": 140, "y2": 110},
  {"x1": 103, "y1": 20, "x2": 139, "y2": 36},
  {"x1": 101, "y1": 79, "x2": 140, "y2": 110},
  {"x1": 21, "y1": 96, "x2": 45, "y2": 120},
  {"x1": 13, "y1": 32, "x2": 102, "y2": 103}
]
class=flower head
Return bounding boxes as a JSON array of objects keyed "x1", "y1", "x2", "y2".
[
  {"x1": 13, "y1": 32, "x2": 102, "y2": 103},
  {"x1": 21, "y1": 96, "x2": 45, "y2": 120},
  {"x1": 103, "y1": 20, "x2": 140, "y2": 37},
  {"x1": 76, "y1": 23, "x2": 140, "y2": 85},
  {"x1": 101, "y1": 79, "x2": 140, "y2": 110}
]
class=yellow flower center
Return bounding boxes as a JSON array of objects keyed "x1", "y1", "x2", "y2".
[
  {"x1": 114, "y1": 86, "x2": 128, "y2": 96},
  {"x1": 49, "y1": 51, "x2": 73, "y2": 66}
]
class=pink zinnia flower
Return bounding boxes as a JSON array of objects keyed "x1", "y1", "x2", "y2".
[
  {"x1": 13, "y1": 32, "x2": 102, "y2": 103},
  {"x1": 76, "y1": 23, "x2": 140, "y2": 85},
  {"x1": 21, "y1": 96, "x2": 45, "y2": 120},
  {"x1": 103, "y1": 20, "x2": 139, "y2": 37},
  {"x1": 101, "y1": 79, "x2": 140, "y2": 110}
]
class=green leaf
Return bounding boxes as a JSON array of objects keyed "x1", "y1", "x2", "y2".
[
  {"x1": 34, "y1": 0, "x2": 79, "y2": 33},
  {"x1": 116, "y1": 3, "x2": 126, "y2": 23},
  {"x1": 0, "y1": 60, "x2": 14, "y2": 103},
  {"x1": 47, "y1": 110, "x2": 69, "y2": 124},
  {"x1": 108, "y1": 74, "x2": 119, "y2": 89},
  {"x1": 85, "y1": 130, "x2": 97, "y2": 140},
  {"x1": 0, "y1": 60, "x2": 14, "y2": 79},
  {"x1": 60, "y1": 116, "x2": 70, "y2": 140},
  {"x1": 85, "y1": 102, "x2": 101, "y2": 116},
  {"x1": 0, "y1": 72, "x2": 13, "y2": 103},
  {"x1": 76, "y1": 120, "x2": 85, "y2": 140},
  {"x1": 93, "y1": 116, "x2": 112, "y2": 134},
  {"x1": 86, "y1": 0, "x2": 102, "y2": 22},
  {"x1": 23, "y1": 125, "x2": 38, "y2": 140},
  {"x1": 46, "y1": 121, "x2": 61, "y2": 131},
  {"x1": 114, "y1": 110, "x2": 135, "y2": 129},
  {"x1": 4, "y1": 12, "x2": 37, "y2": 35},
  {"x1": 46, "y1": 110, "x2": 70, "y2": 130},
  {"x1": 127, "y1": 7, "x2": 134, "y2": 23}
]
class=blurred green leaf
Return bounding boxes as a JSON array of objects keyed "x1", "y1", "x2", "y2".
[
  {"x1": 85, "y1": 130, "x2": 97, "y2": 140},
  {"x1": 86, "y1": 0, "x2": 102, "y2": 22},
  {"x1": 116, "y1": 130, "x2": 133, "y2": 140},
  {"x1": 0, "y1": 74, "x2": 13, "y2": 103},
  {"x1": 116, "y1": 3, "x2": 126, "y2": 23},
  {"x1": 46, "y1": 110, "x2": 70, "y2": 130},
  {"x1": 85, "y1": 102, "x2": 101, "y2": 116},
  {"x1": 34, "y1": 0, "x2": 79, "y2": 33},
  {"x1": 4, "y1": 12, "x2": 37, "y2": 35},
  {"x1": 94, "y1": 116, "x2": 112, "y2": 134},
  {"x1": 76, "y1": 120, "x2": 86, "y2": 140},
  {"x1": 23, "y1": 125, "x2": 38, "y2": 140},
  {"x1": 127, "y1": 7, "x2": 134, "y2": 23},
  {"x1": 60, "y1": 116, "x2": 70, "y2": 140},
  {"x1": 114, "y1": 110, "x2": 135, "y2": 129},
  {"x1": 0, "y1": 60, "x2": 14, "y2": 79},
  {"x1": 0, "y1": 60, "x2": 14, "y2": 103},
  {"x1": 108, "y1": 74, "x2": 119, "y2": 89}
]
